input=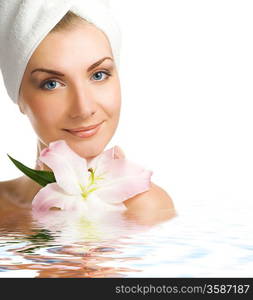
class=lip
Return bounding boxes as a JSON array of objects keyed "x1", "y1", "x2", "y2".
[
  {"x1": 66, "y1": 121, "x2": 104, "y2": 132},
  {"x1": 64, "y1": 121, "x2": 104, "y2": 138}
]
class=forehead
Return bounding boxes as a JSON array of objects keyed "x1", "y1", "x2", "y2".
[{"x1": 27, "y1": 22, "x2": 113, "y2": 68}]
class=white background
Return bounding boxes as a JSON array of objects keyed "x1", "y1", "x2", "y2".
[{"x1": 0, "y1": 0, "x2": 253, "y2": 211}]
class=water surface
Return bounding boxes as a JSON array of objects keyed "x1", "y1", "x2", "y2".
[{"x1": 0, "y1": 200, "x2": 252, "y2": 277}]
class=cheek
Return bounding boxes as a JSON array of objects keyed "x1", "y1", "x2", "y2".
[
  {"x1": 26, "y1": 100, "x2": 61, "y2": 130},
  {"x1": 101, "y1": 83, "x2": 121, "y2": 118},
  {"x1": 105, "y1": 98, "x2": 121, "y2": 118}
]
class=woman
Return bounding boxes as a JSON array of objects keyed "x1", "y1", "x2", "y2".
[{"x1": 0, "y1": 1, "x2": 175, "y2": 224}]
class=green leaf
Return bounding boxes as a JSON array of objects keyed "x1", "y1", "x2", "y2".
[{"x1": 7, "y1": 154, "x2": 56, "y2": 187}]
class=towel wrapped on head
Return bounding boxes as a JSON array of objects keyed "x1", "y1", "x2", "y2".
[{"x1": 0, "y1": 0, "x2": 122, "y2": 104}]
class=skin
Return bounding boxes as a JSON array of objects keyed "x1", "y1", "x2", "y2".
[
  {"x1": 0, "y1": 20, "x2": 176, "y2": 225},
  {"x1": 19, "y1": 21, "x2": 121, "y2": 165}
]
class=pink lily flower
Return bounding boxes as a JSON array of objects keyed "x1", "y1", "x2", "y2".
[{"x1": 32, "y1": 140, "x2": 153, "y2": 219}]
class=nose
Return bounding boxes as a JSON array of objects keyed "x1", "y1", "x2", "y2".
[{"x1": 68, "y1": 84, "x2": 97, "y2": 119}]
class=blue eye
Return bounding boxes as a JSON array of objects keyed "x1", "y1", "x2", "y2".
[
  {"x1": 42, "y1": 80, "x2": 61, "y2": 90},
  {"x1": 92, "y1": 71, "x2": 111, "y2": 81},
  {"x1": 40, "y1": 71, "x2": 111, "y2": 91}
]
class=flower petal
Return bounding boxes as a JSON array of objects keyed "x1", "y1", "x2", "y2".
[
  {"x1": 87, "y1": 146, "x2": 133, "y2": 187},
  {"x1": 87, "y1": 146, "x2": 122, "y2": 173},
  {"x1": 39, "y1": 140, "x2": 89, "y2": 194},
  {"x1": 97, "y1": 157, "x2": 153, "y2": 183},
  {"x1": 112, "y1": 145, "x2": 125, "y2": 159},
  {"x1": 94, "y1": 159, "x2": 153, "y2": 204},
  {"x1": 85, "y1": 193, "x2": 127, "y2": 220},
  {"x1": 32, "y1": 182, "x2": 81, "y2": 215}
]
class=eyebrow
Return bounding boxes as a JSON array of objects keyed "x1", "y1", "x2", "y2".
[{"x1": 30, "y1": 56, "x2": 113, "y2": 76}]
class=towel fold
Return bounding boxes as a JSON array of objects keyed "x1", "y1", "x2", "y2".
[{"x1": 0, "y1": 0, "x2": 121, "y2": 104}]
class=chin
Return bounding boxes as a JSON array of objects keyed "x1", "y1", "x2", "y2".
[
  {"x1": 52, "y1": 122, "x2": 116, "y2": 159},
  {"x1": 65, "y1": 135, "x2": 111, "y2": 160},
  {"x1": 38, "y1": 130, "x2": 109, "y2": 162},
  {"x1": 70, "y1": 141, "x2": 105, "y2": 159}
]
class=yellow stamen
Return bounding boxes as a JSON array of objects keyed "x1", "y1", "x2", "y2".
[{"x1": 79, "y1": 167, "x2": 107, "y2": 200}]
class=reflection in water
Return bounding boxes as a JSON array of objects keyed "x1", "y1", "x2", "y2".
[
  {"x1": 0, "y1": 206, "x2": 175, "y2": 278},
  {"x1": 1, "y1": 200, "x2": 253, "y2": 277}
]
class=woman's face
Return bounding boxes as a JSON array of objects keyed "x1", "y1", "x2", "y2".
[{"x1": 18, "y1": 21, "x2": 121, "y2": 160}]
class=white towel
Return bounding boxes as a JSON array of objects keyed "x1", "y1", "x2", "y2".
[{"x1": 0, "y1": 0, "x2": 122, "y2": 104}]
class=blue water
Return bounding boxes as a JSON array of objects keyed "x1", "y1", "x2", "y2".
[{"x1": 0, "y1": 199, "x2": 252, "y2": 277}]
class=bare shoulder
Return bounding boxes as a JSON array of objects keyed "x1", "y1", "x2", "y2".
[
  {"x1": 0, "y1": 180, "x2": 14, "y2": 209},
  {"x1": 123, "y1": 182, "x2": 176, "y2": 225},
  {"x1": 0, "y1": 180, "x2": 32, "y2": 229},
  {"x1": 0, "y1": 178, "x2": 24, "y2": 211},
  {"x1": 124, "y1": 182, "x2": 175, "y2": 213}
]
